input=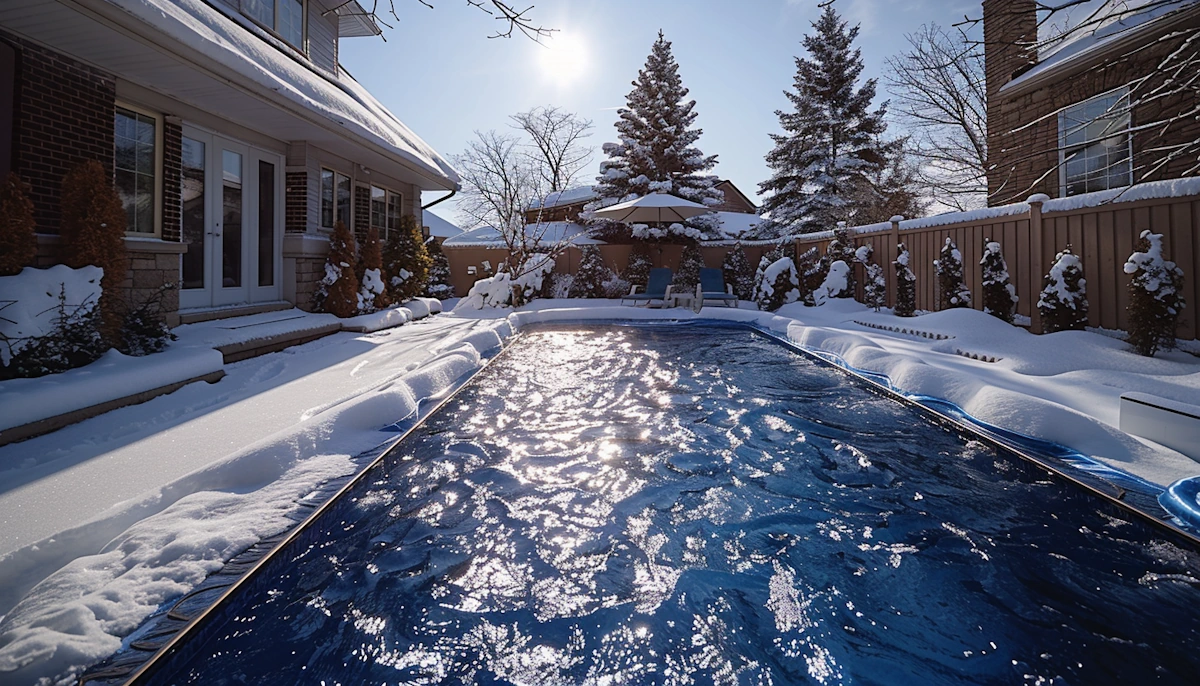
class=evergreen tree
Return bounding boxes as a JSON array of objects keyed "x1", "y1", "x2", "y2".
[
  {"x1": 674, "y1": 242, "x2": 705, "y2": 292},
  {"x1": 590, "y1": 30, "x2": 723, "y2": 241},
  {"x1": 823, "y1": 224, "x2": 857, "y2": 296},
  {"x1": 623, "y1": 242, "x2": 654, "y2": 287},
  {"x1": 855, "y1": 244, "x2": 886, "y2": 311},
  {"x1": 0, "y1": 172, "x2": 36, "y2": 276},
  {"x1": 846, "y1": 144, "x2": 927, "y2": 225},
  {"x1": 383, "y1": 214, "x2": 432, "y2": 302},
  {"x1": 980, "y1": 240, "x2": 1017, "y2": 323},
  {"x1": 1124, "y1": 230, "x2": 1186, "y2": 357},
  {"x1": 894, "y1": 242, "x2": 917, "y2": 317},
  {"x1": 423, "y1": 239, "x2": 455, "y2": 299},
  {"x1": 60, "y1": 160, "x2": 128, "y2": 344},
  {"x1": 316, "y1": 220, "x2": 359, "y2": 318},
  {"x1": 796, "y1": 246, "x2": 822, "y2": 306},
  {"x1": 752, "y1": 245, "x2": 784, "y2": 307},
  {"x1": 569, "y1": 245, "x2": 616, "y2": 298},
  {"x1": 358, "y1": 225, "x2": 387, "y2": 313},
  {"x1": 934, "y1": 236, "x2": 971, "y2": 309},
  {"x1": 722, "y1": 243, "x2": 755, "y2": 300},
  {"x1": 759, "y1": 5, "x2": 890, "y2": 234},
  {"x1": 756, "y1": 256, "x2": 800, "y2": 311},
  {"x1": 1037, "y1": 246, "x2": 1088, "y2": 333}
]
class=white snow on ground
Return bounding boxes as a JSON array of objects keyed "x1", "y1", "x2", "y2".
[
  {"x1": 0, "y1": 265, "x2": 102, "y2": 365},
  {"x1": 1, "y1": 298, "x2": 1198, "y2": 684}
]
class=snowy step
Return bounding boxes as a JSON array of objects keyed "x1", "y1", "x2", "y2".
[
  {"x1": 1120, "y1": 393, "x2": 1200, "y2": 462},
  {"x1": 177, "y1": 301, "x2": 293, "y2": 325}
]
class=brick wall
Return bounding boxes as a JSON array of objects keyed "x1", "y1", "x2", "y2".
[
  {"x1": 2, "y1": 30, "x2": 116, "y2": 234},
  {"x1": 161, "y1": 120, "x2": 182, "y2": 242},
  {"x1": 285, "y1": 171, "x2": 308, "y2": 233}
]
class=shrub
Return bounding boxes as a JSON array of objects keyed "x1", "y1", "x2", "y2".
[
  {"x1": 1124, "y1": 230, "x2": 1186, "y2": 356},
  {"x1": 855, "y1": 245, "x2": 886, "y2": 311},
  {"x1": 569, "y1": 245, "x2": 615, "y2": 298},
  {"x1": 674, "y1": 242, "x2": 704, "y2": 292},
  {"x1": 623, "y1": 242, "x2": 653, "y2": 288},
  {"x1": 0, "y1": 172, "x2": 37, "y2": 276},
  {"x1": 752, "y1": 245, "x2": 783, "y2": 307},
  {"x1": 316, "y1": 220, "x2": 359, "y2": 318},
  {"x1": 60, "y1": 160, "x2": 128, "y2": 343},
  {"x1": 934, "y1": 236, "x2": 971, "y2": 310},
  {"x1": 980, "y1": 240, "x2": 1017, "y2": 323},
  {"x1": 756, "y1": 257, "x2": 800, "y2": 311},
  {"x1": 796, "y1": 246, "x2": 822, "y2": 306},
  {"x1": 1037, "y1": 245, "x2": 1088, "y2": 333},
  {"x1": 423, "y1": 239, "x2": 455, "y2": 299},
  {"x1": 823, "y1": 225, "x2": 857, "y2": 296},
  {"x1": 119, "y1": 282, "x2": 177, "y2": 356},
  {"x1": 1, "y1": 286, "x2": 105, "y2": 380},
  {"x1": 894, "y1": 242, "x2": 916, "y2": 317},
  {"x1": 722, "y1": 243, "x2": 755, "y2": 301},
  {"x1": 383, "y1": 214, "x2": 432, "y2": 303},
  {"x1": 358, "y1": 225, "x2": 388, "y2": 313}
]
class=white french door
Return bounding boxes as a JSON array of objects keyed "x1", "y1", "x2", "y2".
[{"x1": 179, "y1": 127, "x2": 283, "y2": 309}]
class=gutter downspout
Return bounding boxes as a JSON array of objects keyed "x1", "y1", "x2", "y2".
[{"x1": 422, "y1": 189, "x2": 456, "y2": 210}]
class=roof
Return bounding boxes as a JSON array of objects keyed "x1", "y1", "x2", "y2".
[
  {"x1": 422, "y1": 210, "x2": 465, "y2": 239},
  {"x1": 110, "y1": 0, "x2": 458, "y2": 188},
  {"x1": 530, "y1": 187, "x2": 601, "y2": 210},
  {"x1": 714, "y1": 211, "x2": 764, "y2": 239},
  {"x1": 333, "y1": 1, "x2": 382, "y2": 37},
  {"x1": 441, "y1": 222, "x2": 603, "y2": 248}
]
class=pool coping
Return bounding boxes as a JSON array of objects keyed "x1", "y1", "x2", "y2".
[{"x1": 113, "y1": 319, "x2": 1200, "y2": 685}]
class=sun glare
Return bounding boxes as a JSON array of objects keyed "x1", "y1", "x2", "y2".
[{"x1": 538, "y1": 31, "x2": 589, "y2": 86}]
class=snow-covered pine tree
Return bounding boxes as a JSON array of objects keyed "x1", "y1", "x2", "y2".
[
  {"x1": 317, "y1": 220, "x2": 359, "y2": 318},
  {"x1": 894, "y1": 242, "x2": 916, "y2": 317},
  {"x1": 359, "y1": 226, "x2": 388, "y2": 313},
  {"x1": 823, "y1": 224, "x2": 857, "y2": 296},
  {"x1": 796, "y1": 245, "x2": 822, "y2": 306},
  {"x1": 623, "y1": 242, "x2": 654, "y2": 288},
  {"x1": 934, "y1": 237, "x2": 971, "y2": 309},
  {"x1": 569, "y1": 245, "x2": 615, "y2": 298},
  {"x1": 756, "y1": 257, "x2": 800, "y2": 311},
  {"x1": 980, "y1": 240, "x2": 1017, "y2": 323},
  {"x1": 674, "y1": 242, "x2": 705, "y2": 292},
  {"x1": 382, "y1": 214, "x2": 432, "y2": 303},
  {"x1": 758, "y1": 5, "x2": 890, "y2": 235},
  {"x1": 855, "y1": 244, "x2": 886, "y2": 311},
  {"x1": 1124, "y1": 231, "x2": 1185, "y2": 356},
  {"x1": 753, "y1": 245, "x2": 785, "y2": 307},
  {"x1": 1037, "y1": 245, "x2": 1088, "y2": 333},
  {"x1": 589, "y1": 31, "x2": 723, "y2": 241},
  {"x1": 423, "y1": 239, "x2": 455, "y2": 299},
  {"x1": 722, "y1": 243, "x2": 755, "y2": 300},
  {"x1": 0, "y1": 172, "x2": 36, "y2": 276}
]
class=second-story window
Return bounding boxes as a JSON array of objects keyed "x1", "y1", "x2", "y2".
[
  {"x1": 1059, "y1": 87, "x2": 1132, "y2": 197},
  {"x1": 243, "y1": 0, "x2": 305, "y2": 51}
]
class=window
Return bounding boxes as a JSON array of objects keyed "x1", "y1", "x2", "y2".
[
  {"x1": 242, "y1": 0, "x2": 305, "y2": 50},
  {"x1": 370, "y1": 185, "x2": 404, "y2": 239},
  {"x1": 114, "y1": 105, "x2": 161, "y2": 234},
  {"x1": 320, "y1": 168, "x2": 350, "y2": 229},
  {"x1": 1059, "y1": 88, "x2": 1132, "y2": 197}
]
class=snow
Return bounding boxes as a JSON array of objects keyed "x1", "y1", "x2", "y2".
[
  {"x1": 172, "y1": 309, "x2": 340, "y2": 349},
  {"x1": 1043, "y1": 177, "x2": 1200, "y2": 212},
  {"x1": 442, "y1": 222, "x2": 601, "y2": 248},
  {"x1": 454, "y1": 255, "x2": 555, "y2": 310},
  {"x1": 422, "y1": 210, "x2": 465, "y2": 239},
  {"x1": 899, "y1": 204, "x2": 1030, "y2": 231},
  {"x1": 816, "y1": 261, "x2": 851, "y2": 303},
  {"x1": 714, "y1": 211, "x2": 764, "y2": 239},
  {"x1": 0, "y1": 265, "x2": 102, "y2": 366},
  {"x1": 1038, "y1": 251, "x2": 1086, "y2": 309},
  {"x1": 340, "y1": 306, "x2": 411, "y2": 333},
  {"x1": 530, "y1": 187, "x2": 600, "y2": 210}
]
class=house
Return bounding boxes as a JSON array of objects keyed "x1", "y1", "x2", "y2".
[
  {"x1": 983, "y1": 0, "x2": 1200, "y2": 205},
  {"x1": 422, "y1": 209, "x2": 465, "y2": 244},
  {"x1": 0, "y1": 0, "x2": 458, "y2": 324}
]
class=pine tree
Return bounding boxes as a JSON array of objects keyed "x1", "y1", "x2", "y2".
[
  {"x1": 674, "y1": 242, "x2": 705, "y2": 292},
  {"x1": 759, "y1": 5, "x2": 890, "y2": 234},
  {"x1": 823, "y1": 225, "x2": 857, "y2": 296},
  {"x1": 0, "y1": 172, "x2": 37, "y2": 276},
  {"x1": 855, "y1": 244, "x2": 886, "y2": 311},
  {"x1": 623, "y1": 242, "x2": 654, "y2": 287},
  {"x1": 1037, "y1": 245, "x2": 1088, "y2": 333},
  {"x1": 752, "y1": 245, "x2": 784, "y2": 307},
  {"x1": 756, "y1": 256, "x2": 800, "y2": 311},
  {"x1": 894, "y1": 242, "x2": 917, "y2": 317},
  {"x1": 423, "y1": 239, "x2": 455, "y2": 299},
  {"x1": 934, "y1": 237, "x2": 971, "y2": 309},
  {"x1": 60, "y1": 160, "x2": 128, "y2": 344},
  {"x1": 797, "y1": 246, "x2": 822, "y2": 306},
  {"x1": 358, "y1": 225, "x2": 387, "y2": 313},
  {"x1": 317, "y1": 220, "x2": 359, "y2": 318},
  {"x1": 980, "y1": 240, "x2": 1017, "y2": 323},
  {"x1": 722, "y1": 243, "x2": 755, "y2": 300},
  {"x1": 383, "y1": 214, "x2": 432, "y2": 302},
  {"x1": 569, "y1": 245, "x2": 615, "y2": 298},
  {"x1": 590, "y1": 30, "x2": 724, "y2": 241},
  {"x1": 1124, "y1": 231, "x2": 1185, "y2": 356}
]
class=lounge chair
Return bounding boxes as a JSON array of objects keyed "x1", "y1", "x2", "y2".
[
  {"x1": 695, "y1": 268, "x2": 738, "y2": 310},
  {"x1": 621, "y1": 267, "x2": 673, "y2": 307}
]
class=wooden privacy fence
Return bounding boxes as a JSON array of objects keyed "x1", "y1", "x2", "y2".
[{"x1": 442, "y1": 187, "x2": 1199, "y2": 341}]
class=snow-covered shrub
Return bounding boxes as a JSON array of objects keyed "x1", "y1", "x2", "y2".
[
  {"x1": 816, "y1": 260, "x2": 852, "y2": 305},
  {"x1": 894, "y1": 242, "x2": 916, "y2": 317},
  {"x1": 542, "y1": 272, "x2": 575, "y2": 299},
  {"x1": 674, "y1": 242, "x2": 705, "y2": 292},
  {"x1": 756, "y1": 257, "x2": 800, "y2": 311},
  {"x1": 0, "y1": 267, "x2": 107, "y2": 380},
  {"x1": 823, "y1": 225, "x2": 857, "y2": 296},
  {"x1": 358, "y1": 225, "x2": 388, "y2": 314},
  {"x1": 980, "y1": 240, "x2": 1017, "y2": 324},
  {"x1": 855, "y1": 245, "x2": 886, "y2": 311},
  {"x1": 1037, "y1": 245, "x2": 1088, "y2": 333},
  {"x1": 934, "y1": 236, "x2": 971, "y2": 310},
  {"x1": 315, "y1": 221, "x2": 359, "y2": 318},
  {"x1": 455, "y1": 254, "x2": 555, "y2": 310},
  {"x1": 0, "y1": 172, "x2": 37, "y2": 276},
  {"x1": 423, "y1": 239, "x2": 455, "y2": 299},
  {"x1": 1125, "y1": 230, "x2": 1186, "y2": 356},
  {"x1": 752, "y1": 245, "x2": 784, "y2": 307},
  {"x1": 383, "y1": 214, "x2": 432, "y2": 303},
  {"x1": 722, "y1": 243, "x2": 755, "y2": 300},
  {"x1": 60, "y1": 159, "x2": 128, "y2": 343},
  {"x1": 623, "y1": 242, "x2": 653, "y2": 288},
  {"x1": 119, "y1": 282, "x2": 177, "y2": 357},
  {"x1": 797, "y1": 246, "x2": 822, "y2": 306},
  {"x1": 569, "y1": 245, "x2": 616, "y2": 298},
  {"x1": 603, "y1": 273, "x2": 632, "y2": 299}
]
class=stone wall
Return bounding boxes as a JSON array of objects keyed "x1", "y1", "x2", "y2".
[{"x1": 293, "y1": 256, "x2": 326, "y2": 312}]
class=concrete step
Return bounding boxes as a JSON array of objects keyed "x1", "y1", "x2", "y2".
[{"x1": 177, "y1": 301, "x2": 294, "y2": 325}]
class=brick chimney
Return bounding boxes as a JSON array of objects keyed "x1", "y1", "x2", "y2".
[{"x1": 983, "y1": 0, "x2": 1038, "y2": 204}]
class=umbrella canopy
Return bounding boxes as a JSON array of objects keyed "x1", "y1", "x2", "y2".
[{"x1": 590, "y1": 192, "x2": 712, "y2": 224}]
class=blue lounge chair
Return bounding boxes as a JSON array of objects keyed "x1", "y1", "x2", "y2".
[
  {"x1": 621, "y1": 267, "x2": 673, "y2": 307},
  {"x1": 696, "y1": 268, "x2": 738, "y2": 310}
]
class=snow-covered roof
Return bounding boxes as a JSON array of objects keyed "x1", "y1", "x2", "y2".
[
  {"x1": 714, "y1": 211, "x2": 763, "y2": 239},
  {"x1": 531, "y1": 187, "x2": 601, "y2": 210},
  {"x1": 110, "y1": 0, "x2": 458, "y2": 187},
  {"x1": 441, "y1": 222, "x2": 603, "y2": 248},
  {"x1": 422, "y1": 210, "x2": 465, "y2": 239},
  {"x1": 1004, "y1": 0, "x2": 1199, "y2": 94}
]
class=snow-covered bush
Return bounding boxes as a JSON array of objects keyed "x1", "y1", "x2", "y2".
[
  {"x1": 357, "y1": 225, "x2": 388, "y2": 314},
  {"x1": 823, "y1": 225, "x2": 857, "y2": 296},
  {"x1": 1, "y1": 265, "x2": 106, "y2": 379},
  {"x1": 855, "y1": 245, "x2": 886, "y2": 311},
  {"x1": 119, "y1": 282, "x2": 177, "y2": 357},
  {"x1": 542, "y1": 272, "x2": 575, "y2": 299},
  {"x1": 752, "y1": 245, "x2": 784, "y2": 307},
  {"x1": 455, "y1": 254, "x2": 555, "y2": 310},
  {"x1": 816, "y1": 260, "x2": 852, "y2": 305},
  {"x1": 980, "y1": 240, "x2": 1017, "y2": 323},
  {"x1": 60, "y1": 159, "x2": 128, "y2": 343},
  {"x1": 423, "y1": 239, "x2": 455, "y2": 299},
  {"x1": 315, "y1": 221, "x2": 359, "y2": 318},
  {"x1": 674, "y1": 242, "x2": 704, "y2": 292},
  {"x1": 0, "y1": 172, "x2": 37, "y2": 276},
  {"x1": 797, "y1": 246, "x2": 822, "y2": 306},
  {"x1": 1125, "y1": 230, "x2": 1186, "y2": 356},
  {"x1": 934, "y1": 236, "x2": 971, "y2": 309},
  {"x1": 722, "y1": 243, "x2": 755, "y2": 301},
  {"x1": 623, "y1": 243, "x2": 653, "y2": 288},
  {"x1": 569, "y1": 245, "x2": 616, "y2": 298},
  {"x1": 383, "y1": 214, "x2": 432, "y2": 303},
  {"x1": 756, "y1": 257, "x2": 800, "y2": 311},
  {"x1": 894, "y1": 242, "x2": 916, "y2": 317},
  {"x1": 1038, "y1": 245, "x2": 1088, "y2": 333}
]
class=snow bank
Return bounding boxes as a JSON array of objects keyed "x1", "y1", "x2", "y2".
[
  {"x1": 340, "y1": 306, "x2": 410, "y2": 333},
  {"x1": 0, "y1": 265, "x2": 102, "y2": 366}
]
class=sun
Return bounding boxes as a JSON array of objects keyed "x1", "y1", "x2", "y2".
[{"x1": 538, "y1": 31, "x2": 589, "y2": 86}]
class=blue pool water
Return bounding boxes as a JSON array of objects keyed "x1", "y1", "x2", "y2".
[{"x1": 139, "y1": 326, "x2": 1200, "y2": 684}]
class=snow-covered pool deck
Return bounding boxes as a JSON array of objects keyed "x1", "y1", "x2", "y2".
[{"x1": 1, "y1": 299, "x2": 1198, "y2": 684}]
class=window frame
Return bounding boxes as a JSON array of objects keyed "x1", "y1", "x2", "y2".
[
  {"x1": 113, "y1": 101, "x2": 164, "y2": 237},
  {"x1": 369, "y1": 185, "x2": 404, "y2": 240},
  {"x1": 1057, "y1": 86, "x2": 1134, "y2": 197},
  {"x1": 240, "y1": 0, "x2": 307, "y2": 53},
  {"x1": 320, "y1": 167, "x2": 352, "y2": 231}
]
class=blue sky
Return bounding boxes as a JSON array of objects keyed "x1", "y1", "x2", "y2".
[{"x1": 340, "y1": 0, "x2": 980, "y2": 223}]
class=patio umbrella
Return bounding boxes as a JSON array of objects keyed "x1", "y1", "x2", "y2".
[{"x1": 590, "y1": 192, "x2": 712, "y2": 224}]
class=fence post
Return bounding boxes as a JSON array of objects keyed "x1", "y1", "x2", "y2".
[
  {"x1": 888, "y1": 216, "x2": 903, "y2": 309},
  {"x1": 1027, "y1": 194, "x2": 1048, "y2": 334}
]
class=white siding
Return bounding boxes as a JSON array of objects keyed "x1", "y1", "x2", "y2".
[{"x1": 308, "y1": 0, "x2": 339, "y2": 75}]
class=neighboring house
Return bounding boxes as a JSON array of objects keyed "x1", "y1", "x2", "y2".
[
  {"x1": 0, "y1": 0, "x2": 458, "y2": 323},
  {"x1": 983, "y1": 0, "x2": 1200, "y2": 205},
  {"x1": 422, "y1": 209, "x2": 465, "y2": 245}
]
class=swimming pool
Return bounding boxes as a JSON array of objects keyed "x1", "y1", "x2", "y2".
[{"x1": 128, "y1": 325, "x2": 1200, "y2": 684}]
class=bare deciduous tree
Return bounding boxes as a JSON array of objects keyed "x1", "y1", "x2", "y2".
[
  {"x1": 510, "y1": 106, "x2": 594, "y2": 193},
  {"x1": 343, "y1": 1, "x2": 554, "y2": 41},
  {"x1": 885, "y1": 23, "x2": 989, "y2": 212}
]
